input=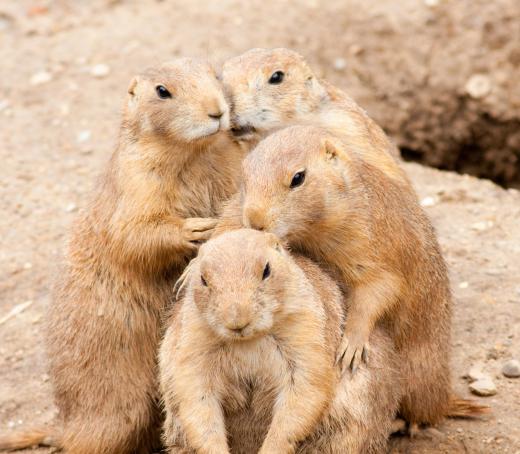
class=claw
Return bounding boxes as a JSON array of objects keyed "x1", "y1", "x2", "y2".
[{"x1": 362, "y1": 346, "x2": 369, "y2": 363}]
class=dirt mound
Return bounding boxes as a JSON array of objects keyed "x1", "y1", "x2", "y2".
[{"x1": 303, "y1": 0, "x2": 520, "y2": 187}]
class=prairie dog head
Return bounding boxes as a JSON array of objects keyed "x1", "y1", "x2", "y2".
[
  {"x1": 188, "y1": 229, "x2": 294, "y2": 341},
  {"x1": 222, "y1": 48, "x2": 327, "y2": 141},
  {"x1": 241, "y1": 126, "x2": 356, "y2": 243},
  {"x1": 125, "y1": 58, "x2": 230, "y2": 143}
]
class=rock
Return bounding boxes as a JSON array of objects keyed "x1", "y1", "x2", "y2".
[
  {"x1": 76, "y1": 130, "x2": 91, "y2": 143},
  {"x1": 30, "y1": 70, "x2": 52, "y2": 86},
  {"x1": 458, "y1": 281, "x2": 469, "y2": 289},
  {"x1": 502, "y1": 360, "x2": 520, "y2": 378},
  {"x1": 64, "y1": 203, "x2": 77, "y2": 213},
  {"x1": 91, "y1": 63, "x2": 110, "y2": 78},
  {"x1": 465, "y1": 74, "x2": 491, "y2": 99},
  {"x1": 471, "y1": 220, "x2": 494, "y2": 231},
  {"x1": 333, "y1": 57, "x2": 347, "y2": 71},
  {"x1": 420, "y1": 196, "x2": 437, "y2": 207},
  {"x1": 469, "y1": 377, "x2": 497, "y2": 396}
]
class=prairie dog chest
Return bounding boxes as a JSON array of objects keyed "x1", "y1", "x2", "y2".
[{"x1": 218, "y1": 336, "x2": 289, "y2": 410}]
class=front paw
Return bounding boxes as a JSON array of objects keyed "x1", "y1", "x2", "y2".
[
  {"x1": 182, "y1": 217, "x2": 218, "y2": 247},
  {"x1": 335, "y1": 332, "x2": 369, "y2": 374}
]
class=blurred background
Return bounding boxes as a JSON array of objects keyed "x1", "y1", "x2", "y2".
[{"x1": 0, "y1": 1, "x2": 519, "y2": 453}]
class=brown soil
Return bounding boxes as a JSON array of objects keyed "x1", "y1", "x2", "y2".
[{"x1": 0, "y1": 1, "x2": 519, "y2": 453}]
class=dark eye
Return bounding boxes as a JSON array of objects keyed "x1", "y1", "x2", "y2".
[
  {"x1": 156, "y1": 85, "x2": 172, "y2": 99},
  {"x1": 262, "y1": 262, "x2": 271, "y2": 280},
  {"x1": 268, "y1": 71, "x2": 284, "y2": 85},
  {"x1": 201, "y1": 275, "x2": 208, "y2": 287},
  {"x1": 290, "y1": 170, "x2": 306, "y2": 188}
]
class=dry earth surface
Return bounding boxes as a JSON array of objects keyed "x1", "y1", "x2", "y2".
[{"x1": 0, "y1": 1, "x2": 519, "y2": 453}]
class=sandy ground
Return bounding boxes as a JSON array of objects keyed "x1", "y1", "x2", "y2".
[{"x1": 0, "y1": 1, "x2": 519, "y2": 453}]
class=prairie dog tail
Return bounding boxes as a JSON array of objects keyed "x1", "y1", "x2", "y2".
[
  {"x1": 0, "y1": 427, "x2": 59, "y2": 452},
  {"x1": 446, "y1": 395, "x2": 490, "y2": 419}
]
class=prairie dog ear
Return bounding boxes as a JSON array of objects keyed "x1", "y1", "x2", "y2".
[
  {"x1": 306, "y1": 76, "x2": 328, "y2": 101},
  {"x1": 127, "y1": 76, "x2": 140, "y2": 96},
  {"x1": 265, "y1": 232, "x2": 283, "y2": 252},
  {"x1": 321, "y1": 137, "x2": 348, "y2": 163}
]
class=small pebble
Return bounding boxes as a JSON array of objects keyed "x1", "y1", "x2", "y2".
[
  {"x1": 502, "y1": 359, "x2": 520, "y2": 378},
  {"x1": 469, "y1": 377, "x2": 497, "y2": 396},
  {"x1": 91, "y1": 64, "x2": 110, "y2": 78},
  {"x1": 465, "y1": 74, "x2": 491, "y2": 99},
  {"x1": 458, "y1": 281, "x2": 469, "y2": 289},
  {"x1": 65, "y1": 203, "x2": 77, "y2": 213},
  {"x1": 0, "y1": 99, "x2": 9, "y2": 112},
  {"x1": 471, "y1": 220, "x2": 494, "y2": 231},
  {"x1": 333, "y1": 57, "x2": 347, "y2": 71},
  {"x1": 420, "y1": 196, "x2": 436, "y2": 207},
  {"x1": 424, "y1": 0, "x2": 439, "y2": 6},
  {"x1": 30, "y1": 70, "x2": 53, "y2": 86},
  {"x1": 77, "y1": 130, "x2": 91, "y2": 143}
]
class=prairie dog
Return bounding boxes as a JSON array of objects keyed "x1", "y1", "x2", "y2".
[
  {"x1": 215, "y1": 125, "x2": 485, "y2": 427},
  {"x1": 0, "y1": 59, "x2": 244, "y2": 453},
  {"x1": 160, "y1": 229, "x2": 401, "y2": 453},
  {"x1": 222, "y1": 47, "x2": 401, "y2": 170}
]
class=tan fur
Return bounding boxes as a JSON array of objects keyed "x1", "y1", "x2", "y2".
[
  {"x1": 215, "y1": 125, "x2": 486, "y2": 427},
  {"x1": 0, "y1": 428, "x2": 58, "y2": 451},
  {"x1": 0, "y1": 59, "x2": 244, "y2": 454},
  {"x1": 160, "y1": 229, "x2": 401, "y2": 454},
  {"x1": 222, "y1": 47, "x2": 403, "y2": 183}
]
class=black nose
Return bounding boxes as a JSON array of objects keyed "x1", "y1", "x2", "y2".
[{"x1": 208, "y1": 111, "x2": 223, "y2": 120}]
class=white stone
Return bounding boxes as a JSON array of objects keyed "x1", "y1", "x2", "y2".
[
  {"x1": 465, "y1": 74, "x2": 491, "y2": 99},
  {"x1": 458, "y1": 281, "x2": 469, "y2": 289},
  {"x1": 471, "y1": 220, "x2": 494, "y2": 231},
  {"x1": 91, "y1": 63, "x2": 110, "y2": 78},
  {"x1": 333, "y1": 58, "x2": 347, "y2": 71},
  {"x1": 469, "y1": 378, "x2": 497, "y2": 396},
  {"x1": 502, "y1": 359, "x2": 520, "y2": 378},
  {"x1": 420, "y1": 196, "x2": 436, "y2": 207},
  {"x1": 65, "y1": 203, "x2": 77, "y2": 213},
  {"x1": 30, "y1": 70, "x2": 52, "y2": 86},
  {"x1": 77, "y1": 130, "x2": 91, "y2": 143}
]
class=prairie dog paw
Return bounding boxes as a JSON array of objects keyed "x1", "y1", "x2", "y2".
[
  {"x1": 335, "y1": 333, "x2": 369, "y2": 374},
  {"x1": 183, "y1": 217, "x2": 218, "y2": 244}
]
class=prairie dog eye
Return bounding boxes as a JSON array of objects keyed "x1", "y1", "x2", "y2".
[
  {"x1": 156, "y1": 85, "x2": 172, "y2": 99},
  {"x1": 262, "y1": 262, "x2": 271, "y2": 280},
  {"x1": 290, "y1": 170, "x2": 306, "y2": 188},
  {"x1": 201, "y1": 275, "x2": 208, "y2": 287},
  {"x1": 268, "y1": 71, "x2": 285, "y2": 85}
]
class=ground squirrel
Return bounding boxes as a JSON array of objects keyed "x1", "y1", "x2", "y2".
[
  {"x1": 160, "y1": 229, "x2": 401, "y2": 453},
  {"x1": 0, "y1": 59, "x2": 244, "y2": 453},
  {"x1": 214, "y1": 125, "x2": 486, "y2": 428}
]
